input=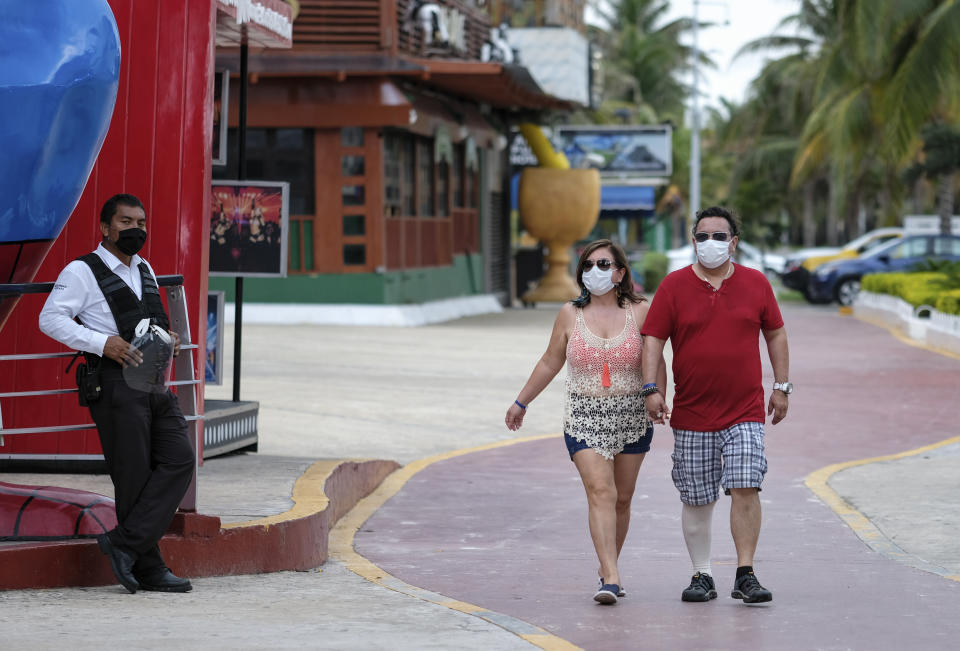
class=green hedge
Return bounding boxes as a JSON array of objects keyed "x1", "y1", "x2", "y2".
[
  {"x1": 861, "y1": 272, "x2": 946, "y2": 306},
  {"x1": 935, "y1": 289, "x2": 960, "y2": 315}
]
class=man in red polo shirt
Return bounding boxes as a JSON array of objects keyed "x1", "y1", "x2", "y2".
[{"x1": 640, "y1": 206, "x2": 790, "y2": 604}]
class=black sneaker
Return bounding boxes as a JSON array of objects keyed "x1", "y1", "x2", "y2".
[
  {"x1": 731, "y1": 571, "x2": 773, "y2": 603},
  {"x1": 681, "y1": 572, "x2": 717, "y2": 602}
]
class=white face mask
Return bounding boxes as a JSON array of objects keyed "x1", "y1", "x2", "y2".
[
  {"x1": 696, "y1": 239, "x2": 731, "y2": 269},
  {"x1": 582, "y1": 264, "x2": 616, "y2": 295}
]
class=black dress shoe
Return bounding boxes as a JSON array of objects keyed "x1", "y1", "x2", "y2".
[
  {"x1": 96, "y1": 534, "x2": 139, "y2": 594},
  {"x1": 136, "y1": 568, "x2": 192, "y2": 593}
]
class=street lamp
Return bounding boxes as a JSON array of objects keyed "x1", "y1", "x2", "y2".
[
  {"x1": 689, "y1": 0, "x2": 729, "y2": 234},
  {"x1": 690, "y1": 0, "x2": 701, "y2": 234}
]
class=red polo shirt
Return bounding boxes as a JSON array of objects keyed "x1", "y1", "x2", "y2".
[{"x1": 641, "y1": 264, "x2": 784, "y2": 431}]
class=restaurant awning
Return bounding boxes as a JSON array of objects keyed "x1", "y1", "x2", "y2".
[
  {"x1": 601, "y1": 185, "x2": 656, "y2": 211},
  {"x1": 219, "y1": 51, "x2": 576, "y2": 112}
]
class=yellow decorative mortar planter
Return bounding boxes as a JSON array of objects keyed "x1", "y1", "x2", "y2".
[{"x1": 519, "y1": 167, "x2": 601, "y2": 302}]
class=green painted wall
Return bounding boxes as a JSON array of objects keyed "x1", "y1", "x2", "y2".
[{"x1": 209, "y1": 254, "x2": 485, "y2": 304}]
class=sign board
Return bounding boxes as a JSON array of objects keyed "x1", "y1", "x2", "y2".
[
  {"x1": 555, "y1": 126, "x2": 672, "y2": 180},
  {"x1": 209, "y1": 180, "x2": 289, "y2": 277},
  {"x1": 903, "y1": 215, "x2": 960, "y2": 234},
  {"x1": 205, "y1": 291, "x2": 225, "y2": 385}
]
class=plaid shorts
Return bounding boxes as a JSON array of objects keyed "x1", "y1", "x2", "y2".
[{"x1": 670, "y1": 421, "x2": 767, "y2": 506}]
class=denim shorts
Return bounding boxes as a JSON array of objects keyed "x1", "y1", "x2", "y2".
[
  {"x1": 670, "y1": 421, "x2": 767, "y2": 505},
  {"x1": 564, "y1": 425, "x2": 654, "y2": 460}
]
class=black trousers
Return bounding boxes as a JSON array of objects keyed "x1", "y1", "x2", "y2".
[{"x1": 89, "y1": 364, "x2": 195, "y2": 574}]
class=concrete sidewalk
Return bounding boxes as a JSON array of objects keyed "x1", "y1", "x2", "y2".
[{"x1": 1, "y1": 303, "x2": 958, "y2": 649}]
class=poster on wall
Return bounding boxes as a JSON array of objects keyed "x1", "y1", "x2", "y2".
[
  {"x1": 555, "y1": 126, "x2": 672, "y2": 179},
  {"x1": 205, "y1": 291, "x2": 224, "y2": 385},
  {"x1": 212, "y1": 70, "x2": 229, "y2": 166},
  {"x1": 209, "y1": 180, "x2": 289, "y2": 277}
]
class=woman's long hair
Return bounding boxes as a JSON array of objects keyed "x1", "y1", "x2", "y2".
[{"x1": 572, "y1": 239, "x2": 646, "y2": 308}]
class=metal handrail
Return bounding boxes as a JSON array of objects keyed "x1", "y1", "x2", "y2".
[{"x1": 0, "y1": 276, "x2": 201, "y2": 443}]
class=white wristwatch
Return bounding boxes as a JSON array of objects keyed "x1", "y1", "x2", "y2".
[{"x1": 772, "y1": 381, "x2": 793, "y2": 395}]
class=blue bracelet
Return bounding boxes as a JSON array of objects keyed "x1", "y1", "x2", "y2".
[
  {"x1": 514, "y1": 399, "x2": 528, "y2": 410},
  {"x1": 642, "y1": 383, "x2": 657, "y2": 390}
]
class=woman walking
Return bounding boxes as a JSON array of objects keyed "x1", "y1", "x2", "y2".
[{"x1": 505, "y1": 239, "x2": 666, "y2": 605}]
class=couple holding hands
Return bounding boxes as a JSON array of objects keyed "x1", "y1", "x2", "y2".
[{"x1": 505, "y1": 207, "x2": 790, "y2": 606}]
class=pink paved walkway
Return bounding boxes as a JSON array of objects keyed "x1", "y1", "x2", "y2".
[{"x1": 356, "y1": 305, "x2": 960, "y2": 649}]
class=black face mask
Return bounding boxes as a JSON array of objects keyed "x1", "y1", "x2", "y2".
[{"x1": 115, "y1": 228, "x2": 147, "y2": 256}]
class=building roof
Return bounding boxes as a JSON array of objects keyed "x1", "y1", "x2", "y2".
[{"x1": 217, "y1": 51, "x2": 575, "y2": 111}]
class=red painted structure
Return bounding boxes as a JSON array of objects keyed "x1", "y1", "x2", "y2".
[{"x1": 0, "y1": 0, "x2": 215, "y2": 461}]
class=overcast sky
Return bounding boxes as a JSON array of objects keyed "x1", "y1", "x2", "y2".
[{"x1": 588, "y1": 0, "x2": 800, "y2": 110}]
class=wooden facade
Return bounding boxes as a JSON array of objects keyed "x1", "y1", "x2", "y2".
[{"x1": 214, "y1": 0, "x2": 571, "y2": 301}]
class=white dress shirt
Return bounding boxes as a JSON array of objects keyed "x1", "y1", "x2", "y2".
[{"x1": 38, "y1": 243, "x2": 159, "y2": 356}]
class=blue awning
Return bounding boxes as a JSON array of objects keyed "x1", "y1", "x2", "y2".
[{"x1": 601, "y1": 185, "x2": 656, "y2": 211}]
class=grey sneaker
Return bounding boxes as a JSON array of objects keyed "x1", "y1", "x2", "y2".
[
  {"x1": 731, "y1": 571, "x2": 773, "y2": 603},
  {"x1": 681, "y1": 572, "x2": 717, "y2": 602}
]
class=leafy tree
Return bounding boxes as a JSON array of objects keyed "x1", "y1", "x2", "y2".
[{"x1": 903, "y1": 123, "x2": 960, "y2": 234}]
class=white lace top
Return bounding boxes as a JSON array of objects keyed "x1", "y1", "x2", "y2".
[{"x1": 563, "y1": 305, "x2": 649, "y2": 459}]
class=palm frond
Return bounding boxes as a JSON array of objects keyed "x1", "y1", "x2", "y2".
[
  {"x1": 882, "y1": 0, "x2": 960, "y2": 160},
  {"x1": 734, "y1": 35, "x2": 815, "y2": 61}
]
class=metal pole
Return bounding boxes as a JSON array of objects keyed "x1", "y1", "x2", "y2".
[
  {"x1": 689, "y1": 0, "x2": 701, "y2": 234},
  {"x1": 233, "y1": 42, "x2": 248, "y2": 402}
]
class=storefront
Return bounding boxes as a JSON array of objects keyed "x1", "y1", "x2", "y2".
[{"x1": 210, "y1": 0, "x2": 572, "y2": 308}]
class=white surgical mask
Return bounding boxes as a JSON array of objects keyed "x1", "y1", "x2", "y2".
[
  {"x1": 696, "y1": 239, "x2": 731, "y2": 269},
  {"x1": 582, "y1": 265, "x2": 616, "y2": 295}
]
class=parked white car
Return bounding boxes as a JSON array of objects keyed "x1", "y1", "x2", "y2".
[{"x1": 666, "y1": 241, "x2": 785, "y2": 276}]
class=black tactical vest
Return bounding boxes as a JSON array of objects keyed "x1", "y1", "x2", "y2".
[{"x1": 79, "y1": 253, "x2": 170, "y2": 343}]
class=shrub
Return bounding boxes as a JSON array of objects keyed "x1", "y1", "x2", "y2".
[
  {"x1": 642, "y1": 252, "x2": 669, "y2": 291},
  {"x1": 861, "y1": 272, "x2": 946, "y2": 306},
  {"x1": 935, "y1": 289, "x2": 960, "y2": 315}
]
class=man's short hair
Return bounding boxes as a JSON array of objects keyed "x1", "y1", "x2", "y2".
[
  {"x1": 693, "y1": 206, "x2": 740, "y2": 237},
  {"x1": 100, "y1": 193, "x2": 145, "y2": 224}
]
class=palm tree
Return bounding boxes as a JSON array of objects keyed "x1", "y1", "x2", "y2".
[
  {"x1": 725, "y1": 2, "x2": 834, "y2": 245},
  {"x1": 797, "y1": 1, "x2": 960, "y2": 239},
  {"x1": 904, "y1": 124, "x2": 960, "y2": 234},
  {"x1": 588, "y1": 0, "x2": 710, "y2": 123}
]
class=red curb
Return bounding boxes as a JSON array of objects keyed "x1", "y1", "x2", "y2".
[{"x1": 0, "y1": 459, "x2": 399, "y2": 590}]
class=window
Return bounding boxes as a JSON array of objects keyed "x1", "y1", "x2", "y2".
[
  {"x1": 889, "y1": 237, "x2": 929, "y2": 259},
  {"x1": 453, "y1": 144, "x2": 464, "y2": 208},
  {"x1": 214, "y1": 128, "x2": 315, "y2": 215},
  {"x1": 342, "y1": 185, "x2": 365, "y2": 206},
  {"x1": 341, "y1": 127, "x2": 364, "y2": 148},
  {"x1": 384, "y1": 133, "x2": 402, "y2": 216},
  {"x1": 437, "y1": 159, "x2": 450, "y2": 217},
  {"x1": 417, "y1": 138, "x2": 434, "y2": 216},
  {"x1": 343, "y1": 215, "x2": 365, "y2": 236},
  {"x1": 401, "y1": 137, "x2": 416, "y2": 215},
  {"x1": 343, "y1": 244, "x2": 366, "y2": 265},
  {"x1": 933, "y1": 236, "x2": 960, "y2": 256},
  {"x1": 341, "y1": 155, "x2": 365, "y2": 177}
]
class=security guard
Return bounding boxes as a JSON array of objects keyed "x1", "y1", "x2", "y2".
[{"x1": 39, "y1": 193, "x2": 195, "y2": 594}]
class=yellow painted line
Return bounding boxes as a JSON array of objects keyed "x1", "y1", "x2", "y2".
[
  {"x1": 330, "y1": 433, "x2": 584, "y2": 651},
  {"x1": 806, "y1": 435, "x2": 960, "y2": 583},
  {"x1": 222, "y1": 459, "x2": 342, "y2": 530},
  {"x1": 820, "y1": 308, "x2": 960, "y2": 581},
  {"x1": 854, "y1": 311, "x2": 960, "y2": 361}
]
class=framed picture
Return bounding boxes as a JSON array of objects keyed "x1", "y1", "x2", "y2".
[
  {"x1": 205, "y1": 291, "x2": 225, "y2": 385},
  {"x1": 212, "y1": 69, "x2": 229, "y2": 166},
  {"x1": 209, "y1": 180, "x2": 289, "y2": 277}
]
